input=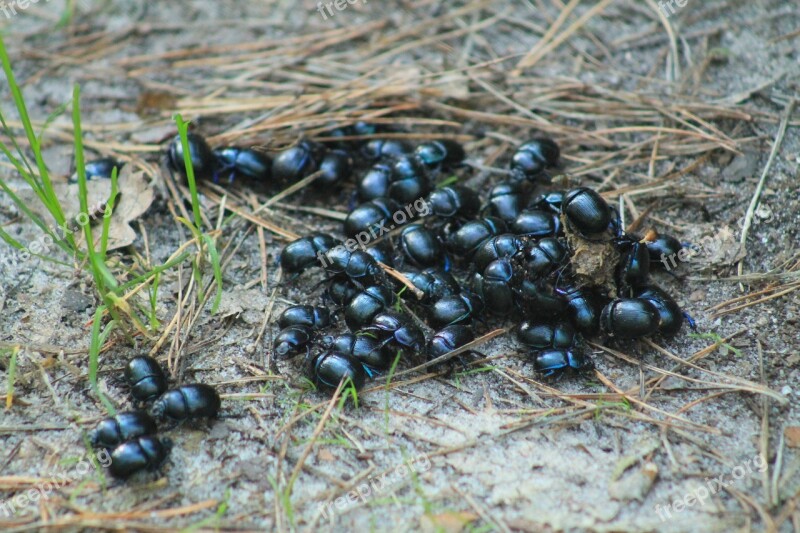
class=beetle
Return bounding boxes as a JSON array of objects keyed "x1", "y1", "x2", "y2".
[
  {"x1": 398, "y1": 224, "x2": 443, "y2": 268},
  {"x1": 323, "y1": 247, "x2": 384, "y2": 287},
  {"x1": 510, "y1": 138, "x2": 560, "y2": 182},
  {"x1": 364, "y1": 311, "x2": 425, "y2": 353},
  {"x1": 473, "y1": 234, "x2": 526, "y2": 272},
  {"x1": 344, "y1": 197, "x2": 400, "y2": 238},
  {"x1": 125, "y1": 356, "x2": 168, "y2": 403},
  {"x1": 532, "y1": 349, "x2": 594, "y2": 378},
  {"x1": 151, "y1": 383, "x2": 221, "y2": 422},
  {"x1": 430, "y1": 292, "x2": 483, "y2": 328},
  {"x1": 633, "y1": 285, "x2": 684, "y2": 336},
  {"x1": 387, "y1": 155, "x2": 431, "y2": 204},
  {"x1": 517, "y1": 320, "x2": 576, "y2": 350},
  {"x1": 213, "y1": 147, "x2": 271, "y2": 183},
  {"x1": 361, "y1": 139, "x2": 411, "y2": 161},
  {"x1": 518, "y1": 280, "x2": 568, "y2": 319},
  {"x1": 486, "y1": 181, "x2": 525, "y2": 223},
  {"x1": 344, "y1": 285, "x2": 396, "y2": 331},
  {"x1": 616, "y1": 237, "x2": 651, "y2": 292},
  {"x1": 561, "y1": 187, "x2": 612, "y2": 237},
  {"x1": 90, "y1": 411, "x2": 158, "y2": 450},
  {"x1": 308, "y1": 351, "x2": 366, "y2": 391},
  {"x1": 271, "y1": 140, "x2": 324, "y2": 183},
  {"x1": 426, "y1": 324, "x2": 475, "y2": 372},
  {"x1": 512, "y1": 209, "x2": 562, "y2": 239},
  {"x1": 402, "y1": 268, "x2": 461, "y2": 303},
  {"x1": 472, "y1": 258, "x2": 519, "y2": 316},
  {"x1": 278, "y1": 305, "x2": 331, "y2": 331},
  {"x1": 600, "y1": 298, "x2": 660, "y2": 338},
  {"x1": 324, "y1": 333, "x2": 393, "y2": 375},
  {"x1": 556, "y1": 285, "x2": 604, "y2": 337},
  {"x1": 280, "y1": 233, "x2": 341, "y2": 275},
  {"x1": 317, "y1": 149, "x2": 353, "y2": 186},
  {"x1": 364, "y1": 240, "x2": 395, "y2": 267},
  {"x1": 68, "y1": 157, "x2": 125, "y2": 184},
  {"x1": 414, "y1": 140, "x2": 466, "y2": 171},
  {"x1": 166, "y1": 132, "x2": 217, "y2": 182},
  {"x1": 427, "y1": 185, "x2": 481, "y2": 220},
  {"x1": 524, "y1": 237, "x2": 568, "y2": 279},
  {"x1": 274, "y1": 325, "x2": 314, "y2": 359},
  {"x1": 357, "y1": 162, "x2": 394, "y2": 201},
  {"x1": 527, "y1": 190, "x2": 564, "y2": 214},
  {"x1": 446, "y1": 217, "x2": 507, "y2": 259},
  {"x1": 108, "y1": 435, "x2": 171, "y2": 479},
  {"x1": 325, "y1": 276, "x2": 361, "y2": 306},
  {"x1": 645, "y1": 233, "x2": 683, "y2": 270}
]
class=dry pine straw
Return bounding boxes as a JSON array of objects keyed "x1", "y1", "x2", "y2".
[{"x1": 1, "y1": 1, "x2": 797, "y2": 530}]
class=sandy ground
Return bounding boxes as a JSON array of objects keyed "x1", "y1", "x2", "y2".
[{"x1": 0, "y1": 1, "x2": 799, "y2": 531}]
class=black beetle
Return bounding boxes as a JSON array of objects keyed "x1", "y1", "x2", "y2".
[
  {"x1": 532, "y1": 349, "x2": 594, "y2": 378},
  {"x1": 280, "y1": 233, "x2": 340, "y2": 275},
  {"x1": 510, "y1": 138, "x2": 560, "y2": 182},
  {"x1": 528, "y1": 190, "x2": 564, "y2": 214},
  {"x1": 414, "y1": 140, "x2": 466, "y2": 171},
  {"x1": 324, "y1": 333, "x2": 393, "y2": 374},
  {"x1": 513, "y1": 209, "x2": 562, "y2": 239},
  {"x1": 108, "y1": 435, "x2": 171, "y2": 479},
  {"x1": 278, "y1": 305, "x2": 331, "y2": 331},
  {"x1": 473, "y1": 234, "x2": 526, "y2": 272},
  {"x1": 472, "y1": 258, "x2": 519, "y2": 316},
  {"x1": 399, "y1": 224, "x2": 443, "y2": 268},
  {"x1": 68, "y1": 157, "x2": 125, "y2": 184},
  {"x1": 151, "y1": 383, "x2": 221, "y2": 422},
  {"x1": 486, "y1": 181, "x2": 525, "y2": 222},
  {"x1": 556, "y1": 285, "x2": 604, "y2": 337},
  {"x1": 427, "y1": 185, "x2": 481, "y2": 220},
  {"x1": 364, "y1": 240, "x2": 395, "y2": 267},
  {"x1": 361, "y1": 139, "x2": 411, "y2": 161},
  {"x1": 562, "y1": 187, "x2": 611, "y2": 236},
  {"x1": 518, "y1": 280, "x2": 568, "y2": 319},
  {"x1": 325, "y1": 276, "x2": 361, "y2": 306},
  {"x1": 344, "y1": 197, "x2": 400, "y2": 238},
  {"x1": 427, "y1": 324, "x2": 475, "y2": 371},
  {"x1": 357, "y1": 162, "x2": 393, "y2": 201},
  {"x1": 645, "y1": 233, "x2": 683, "y2": 270},
  {"x1": 90, "y1": 411, "x2": 158, "y2": 450},
  {"x1": 271, "y1": 140, "x2": 324, "y2": 183},
  {"x1": 633, "y1": 285, "x2": 683, "y2": 336},
  {"x1": 213, "y1": 147, "x2": 271, "y2": 183},
  {"x1": 125, "y1": 356, "x2": 168, "y2": 403},
  {"x1": 317, "y1": 149, "x2": 353, "y2": 186},
  {"x1": 446, "y1": 217, "x2": 508, "y2": 259},
  {"x1": 274, "y1": 325, "x2": 314, "y2": 359},
  {"x1": 308, "y1": 351, "x2": 366, "y2": 391},
  {"x1": 364, "y1": 311, "x2": 425, "y2": 353},
  {"x1": 166, "y1": 132, "x2": 217, "y2": 182},
  {"x1": 524, "y1": 237, "x2": 568, "y2": 279},
  {"x1": 323, "y1": 247, "x2": 384, "y2": 287},
  {"x1": 402, "y1": 268, "x2": 461, "y2": 303},
  {"x1": 517, "y1": 321, "x2": 576, "y2": 350},
  {"x1": 430, "y1": 292, "x2": 483, "y2": 328},
  {"x1": 616, "y1": 237, "x2": 650, "y2": 292},
  {"x1": 386, "y1": 155, "x2": 431, "y2": 204},
  {"x1": 345, "y1": 285, "x2": 396, "y2": 331},
  {"x1": 600, "y1": 298, "x2": 660, "y2": 339}
]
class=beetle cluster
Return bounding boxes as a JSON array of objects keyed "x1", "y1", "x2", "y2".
[
  {"x1": 88, "y1": 355, "x2": 221, "y2": 479},
  {"x1": 272, "y1": 131, "x2": 692, "y2": 391}
]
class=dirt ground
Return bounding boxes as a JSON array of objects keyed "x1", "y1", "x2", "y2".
[{"x1": 0, "y1": 1, "x2": 799, "y2": 531}]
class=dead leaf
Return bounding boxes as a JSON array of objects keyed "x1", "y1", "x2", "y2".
[
  {"x1": 608, "y1": 462, "x2": 658, "y2": 502},
  {"x1": 785, "y1": 427, "x2": 800, "y2": 448},
  {"x1": 317, "y1": 449, "x2": 336, "y2": 462},
  {"x1": 420, "y1": 511, "x2": 479, "y2": 533}
]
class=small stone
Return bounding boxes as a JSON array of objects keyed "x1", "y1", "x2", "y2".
[
  {"x1": 61, "y1": 290, "x2": 93, "y2": 312},
  {"x1": 785, "y1": 427, "x2": 800, "y2": 448},
  {"x1": 689, "y1": 290, "x2": 706, "y2": 302},
  {"x1": 781, "y1": 386, "x2": 792, "y2": 396}
]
